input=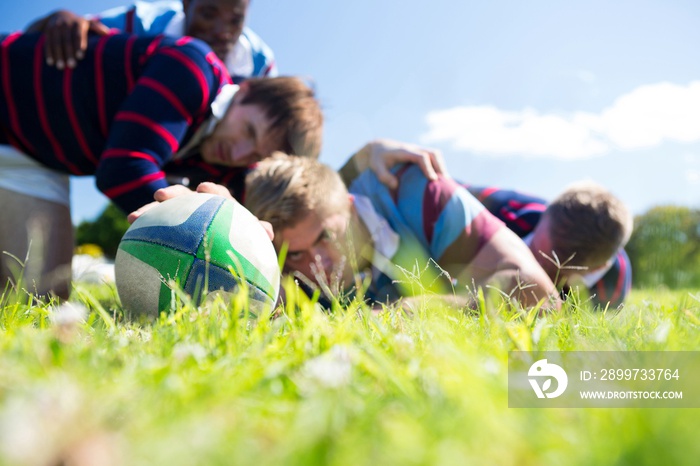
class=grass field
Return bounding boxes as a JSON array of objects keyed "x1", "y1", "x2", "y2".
[{"x1": 1, "y1": 282, "x2": 699, "y2": 466}]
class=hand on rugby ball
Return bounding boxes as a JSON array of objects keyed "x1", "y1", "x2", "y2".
[{"x1": 127, "y1": 183, "x2": 273, "y2": 240}]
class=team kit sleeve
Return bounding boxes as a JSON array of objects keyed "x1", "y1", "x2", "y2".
[
  {"x1": 392, "y1": 166, "x2": 503, "y2": 273},
  {"x1": 242, "y1": 27, "x2": 277, "y2": 78},
  {"x1": 94, "y1": 1, "x2": 181, "y2": 34},
  {"x1": 91, "y1": 5, "x2": 132, "y2": 31},
  {"x1": 94, "y1": 36, "x2": 230, "y2": 213},
  {"x1": 228, "y1": 28, "x2": 277, "y2": 84}
]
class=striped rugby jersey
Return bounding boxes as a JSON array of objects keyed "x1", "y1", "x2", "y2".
[
  {"x1": 95, "y1": 0, "x2": 277, "y2": 84},
  {"x1": 466, "y1": 185, "x2": 632, "y2": 308},
  {"x1": 0, "y1": 32, "x2": 248, "y2": 213},
  {"x1": 349, "y1": 165, "x2": 504, "y2": 303}
]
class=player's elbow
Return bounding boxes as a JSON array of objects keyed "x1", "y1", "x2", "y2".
[{"x1": 94, "y1": 166, "x2": 113, "y2": 197}]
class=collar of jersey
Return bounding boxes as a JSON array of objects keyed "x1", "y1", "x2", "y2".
[
  {"x1": 352, "y1": 194, "x2": 401, "y2": 283},
  {"x1": 173, "y1": 84, "x2": 238, "y2": 160}
]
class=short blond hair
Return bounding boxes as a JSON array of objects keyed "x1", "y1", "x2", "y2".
[
  {"x1": 546, "y1": 181, "x2": 633, "y2": 268},
  {"x1": 244, "y1": 155, "x2": 349, "y2": 232}
]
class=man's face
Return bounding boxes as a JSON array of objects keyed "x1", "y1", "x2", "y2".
[
  {"x1": 530, "y1": 216, "x2": 609, "y2": 285},
  {"x1": 200, "y1": 96, "x2": 282, "y2": 167},
  {"x1": 182, "y1": 0, "x2": 249, "y2": 61},
  {"x1": 276, "y1": 210, "x2": 355, "y2": 288},
  {"x1": 529, "y1": 219, "x2": 556, "y2": 274}
]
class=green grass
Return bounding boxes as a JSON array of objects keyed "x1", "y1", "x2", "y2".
[{"x1": 0, "y1": 283, "x2": 698, "y2": 466}]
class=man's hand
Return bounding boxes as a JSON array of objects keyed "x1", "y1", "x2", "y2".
[
  {"x1": 26, "y1": 10, "x2": 111, "y2": 69},
  {"x1": 194, "y1": 182, "x2": 235, "y2": 199},
  {"x1": 127, "y1": 185, "x2": 193, "y2": 223},
  {"x1": 127, "y1": 183, "x2": 274, "y2": 240},
  {"x1": 363, "y1": 139, "x2": 450, "y2": 190}
]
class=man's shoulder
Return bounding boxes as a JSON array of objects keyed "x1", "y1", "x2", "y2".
[
  {"x1": 131, "y1": 35, "x2": 229, "y2": 96},
  {"x1": 351, "y1": 163, "x2": 473, "y2": 206},
  {"x1": 99, "y1": 0, "x2": 183, "y2": 33},
  {"x1": 240, "y1": 27, "x2": 274, "y2": 55},
  {"x1": 133, "y1": 0, "x2": 184, "y2": 15},
  {"x1": 226, "y1": 27, "x2": 276, "y2": 81},
  {"x1": 392, "y1": 165, "x2": 495, "y2": 233},
  {"x1": 396, "y1": 165, "x2": 481, "y2": 208},
  {"x1": 133, "y1": 35, "x2": 209, "y2": 61}
]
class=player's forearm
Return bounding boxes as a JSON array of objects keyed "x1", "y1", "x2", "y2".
[
  {"x1": 391, "y1": 293, "x2": 479, "y2": 315},
  {"x1": 95, "y1": 156, "x2": 169, "y2": 213},
  {"x1": 445, "y1": 228, "x2": 561, "y2": 311},
  {"x1": 485, "y1": 269, "x2": 562, "y2": 311}
]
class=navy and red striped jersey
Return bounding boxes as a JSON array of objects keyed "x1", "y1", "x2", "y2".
[
  {"x1": 465, "y1": 184, "x2": 632, "y2": 308},
  {"x1": 0, "y1": 31, "x2": 246, "y2": 213}
]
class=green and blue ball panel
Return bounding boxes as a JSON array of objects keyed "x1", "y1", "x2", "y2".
[{"x1": 115, "y1": 193, "x2": 280, "y2": 317}]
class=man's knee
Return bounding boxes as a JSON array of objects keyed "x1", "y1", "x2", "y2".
[{"x1": 0, "y1": 188, "x2": 74, "y2": 299}]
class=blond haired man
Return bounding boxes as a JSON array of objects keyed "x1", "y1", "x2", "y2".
[{"x1": 243, "y1": 155, "x2": 560, "y2": 310}]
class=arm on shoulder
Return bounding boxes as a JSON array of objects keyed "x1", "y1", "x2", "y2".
[{"x1": 339, "y1": 139, "x2": 448, "y2": 189}]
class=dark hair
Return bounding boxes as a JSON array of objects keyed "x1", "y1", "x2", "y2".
[{"x1": 241, "y1": 77, "x2": 323, "y2": 158}]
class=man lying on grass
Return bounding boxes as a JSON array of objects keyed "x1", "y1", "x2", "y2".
[
  {"x1": 244, "y1": 155, "x2": 561, "y2": 310},
  {"x1": 465, "y1": 183, "x2": 633, "y2": 308},
  {"x1": 340, "y1": 139, "x2": 634, "y2": 309}
]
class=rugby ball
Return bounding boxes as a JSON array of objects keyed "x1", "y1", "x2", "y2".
[{"x1": 115, "y1": 193, "x2": 280, "y2": 317}]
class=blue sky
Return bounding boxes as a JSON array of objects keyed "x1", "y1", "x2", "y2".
[{"x1": 2, "y1": 0, "x2": 699, "y2": 223}]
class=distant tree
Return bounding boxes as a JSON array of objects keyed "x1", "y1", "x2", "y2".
[
  {"x1": 626, "y1": 206, "x2": 700, "y2": 288},
  {"x1": 75, "y1": 203, "x2": 130, "y2": 259}
]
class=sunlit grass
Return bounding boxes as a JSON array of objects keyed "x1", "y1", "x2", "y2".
[{"x1": 0, "y1": 281, "x2": 698, "y2": 465}]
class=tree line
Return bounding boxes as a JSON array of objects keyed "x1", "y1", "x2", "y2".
[{"x1": 626, "y1": 205, "x2": 700, "y2": 289}]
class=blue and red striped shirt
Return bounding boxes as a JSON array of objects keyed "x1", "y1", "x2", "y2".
[
  {"x1": 349, "y1": 165, "x2": 504, "y2": 302},
  {"x1": 0, "y1": 32, "x2": 245, "y2": 213},
  {"x1": 465, "y1": 185, "x2": 632, "y2": 308}
]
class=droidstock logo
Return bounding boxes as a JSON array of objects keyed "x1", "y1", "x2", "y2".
[{"x1": 528, "y1": 359, "x2": 568, "y2": 399}]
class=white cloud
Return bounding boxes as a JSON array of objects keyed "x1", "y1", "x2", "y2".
[
  {"x1": 601, "y1": 82, "x2": 700, "y2": 149},
  {"x1": 421, "y1": 81, "x2": 700, "y2": 159}
]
